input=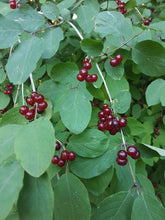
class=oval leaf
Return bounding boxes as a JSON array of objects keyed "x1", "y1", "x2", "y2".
[
  {"x1": 0, "y1": 92, "x2": 10, "y2": 109},
  {"x1": 80, "y1": 39, "x2": 103, "y2": 57}
]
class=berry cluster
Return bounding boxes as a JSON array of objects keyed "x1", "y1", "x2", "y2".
[
  {"x1": 52, "y1": 142, "x2": 76, "y2": 167},
  {"x1": 3, "y1": 83, "x2": 14, "y2": 95},
  {"x1": 154, "y1": 127, "x2": 160, "y2": 136},
  {"x1": 110, "y1": 54, "x2": 122, "y2": 67},
  {"x1": 116, "y1": 146, "x2": 140, "y2": 166},
  {"x1": 97, "y1": 104, "x2": 127, "y2": 135},
  {"x1": 143, "y1": 17, "x2": 152, "y2": 26},
  {"x1": 115, "y1": 1, "x2": 127, "y2": 15},
  {"x1": 77, "y1": 58, "x2": 98, "y2": 83},
  {"x1": 9, "y1": 0, "x2": 21, "y2": 9},
  {"x1": 19, "y1": 92, "x2": 48, "y2": 120}
]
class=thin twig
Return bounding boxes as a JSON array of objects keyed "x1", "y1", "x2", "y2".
[
  {"x1": 14, "y1": 84, "x2": 20, "y2": 106},
  {"x1": 56, "y1": 173, "x2": 60, "y2": 180},
  {"x1": 135, "y1": 7, "x2": 145, "y2": 21},
  {"x1": 56, "y1": 139, "x2": 66, "y2": 150},
  {"x1": 9, "y1": 46, "x2": 13, "y2": 58},
  {"x1": 21, "y1": 83, "x2": 25, "y2": 105},
  {"x1": 29, "y1": 73, "x2": 36, "y2": 92},
  {"x1": 67, "y1": 21, "x2": 84, "y2": 40}
]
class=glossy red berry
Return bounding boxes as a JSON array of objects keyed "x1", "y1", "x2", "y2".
[
  {"x1": 158, "y1": 116, "x2": 163, "y2": 122},
  {"x1": 150, "y1": 8, "x2": 155, "y2": 13},
  {"x1": 115, "y1": 54, "x2": 123, "y2": 63},
  {"x1": 100, "y1": 117, "x2": 106, "y2": 122},
  {"x1": 106, "y1": 120, "x2": 113, "y2": 130},
  {"x1": 143, "y1": 20, "x2": 150, "y2": 26},
  {"x1": 104, "y1": 107, "x2": 111, "y2": 115},
  {"x1": 0, "y1": 108, "x2": 7, "y2": 114},
  {"x1": 38, "y1": 101, "x2": 48, "y2": 110},
  {"x1": 26, "y1": 97, "x2": 35, "y2": 106},
  {"x1": 7, "y1": 84, "x2": 14, "y2": 90},
  {"x1": 117, "y1": 150, "x2": 127, "y2": 160},
  {"x1": 68, "y1": 151, "x2": 76, "y2": 161},
  {"x1": 4, "y1": 90, "x2": 11, "y2": 95},
  {"x1": 85, "y1": 74, "x2": 91, "y2": 82},
  {"x1": 98, "y1": 122, "x2": 105, "y2": 131},
  {"x1": 109, "y1": 128, "x2": 117, "y2": 135},
  {"x1": 116, "y1": 157, "x2": 127, "y2": 166},
  {"x1": 60, "y1": 150, "x2": 69, "y2": 161},
  {"x1": 57, "y1": 159, "x2": 65, "y2": 167},
  {"x1": 148, "y1": 17, "x2": 152, "y2": 22},
  {"x1": 52, "y1": 155, "x2": 59, "y2": 164},
  {"x1": 131, "y1": 150, "x2": 140, "y2": 159},
  {"x1": 77, "y1": 73, "x2": 84, "y2": 81},
  {"x1": 119, "y1": 4, "x2": 125, "y2": 10},
  {"x1": 110, "y1": 59, "x2": 118, "y2": 67},
  {"x1": 37, "y1": 108, "x2": 44, "y2": 114},
  {"x1": 10, "y1": 1, "x2": 16, "y2": 9},
  {"x1": 17, "y1": 3, "x2": 22, "y2": 8},
  {"x1": 34, "y1": 94, "x2": 45, "y2": 103},
  {"x1": 55, "y1": 142, "x2": 61, "y2": 151},
  {"x1": 79, "y1": 68, "x2": 88, "y2": 79},
  {"x1": 121, "y1": 8, "x2": 127, "y2": 14},
  {"x1": 102, "y1": 104, "x2": 108, "y2": 109},
  {"x1": 115, "y1": 0, "x2": 120, "y2": 5},
  {"x1": 119, "y1": 117, "x2": 127, "y2": 127},
  {"x1": 83, "y1": 62, "x2": 92, "y2": 70},
  {"x1": 25, "y1": 110, "x2": 35, "y2": 120},
  {"x1": 127, "y1": 146, "x2": 137, "y2": 157},
  {"x1": 106, "y1": 114, "x2": 114, "y2": 121},
  {"x1": 31, "y1": 92, "x2": 38, "y2": 100},
  {"x1": 90, "y1": 74, "x2": 98, "y2": 82},
  {"x1": 83, "y1": 58, "x2": 89, "y2": 64},
  {"x1": 112, "y1": 119, "x2": 120, "y2": 132},
  {"x1": 98, "y1": 111, "x2": 105, "y2": 118},
  {"x1": 19, "y1": 106, "x2": 29, "y2": 115}
]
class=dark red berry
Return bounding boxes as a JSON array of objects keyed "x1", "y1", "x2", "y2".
[
  {"x1": 25, "y1": 110, "x2": 35, "y2": 120},
  {"x1": 158, "y1": 116, "x2": 163, "y2": 122},
  {"x1": 106, "y1": 114, "x2": 114, "y2": 121},
  {"x1": 68, "y1": 151, "x2": 76, "y2": 161},
  {"x1": 116, "y1": 157, "x2": 127, "y2": 166},
  {"x1": 115, "y1": 54, "x2": 122, "y2": 63},
  {"x1": 121, "y1": 8, "x2": 127, "y2": 14},
  {"x1": 143, "y1": 20, "x2": 150, "y2": 26},
  {"x1": 110, "y1": 59, "x2": 118, "y2": 67},
  {"x1": 31, "y1": 92, "x2": 38, "y2": 100},
  {"x1": 155, "y1": 131, "x2": 160, "y2": 136},
  {"x1": 98, "y1": 111, "x2": 105, "y2": 118},
  {"x1": 127, "y1": 146, "x2": 137, "y2": 157},
  {"x1": 83, "y1": 58, "x2": 89, "y2": 64},
  {"x1": 85, "y1": 74, "x2": 91, "y2": 82},
  {"x1": 112, "y1": 119, "x2": 120, "y2": 132},
  {"x1": 7, "y1": 84, "x2": 14, "y2": 90},
  {"x1": 109, "y1": 128, "x2": 117, "y2": 135},
  {"x1": 55, "y1": 142, "x2": 61, "y2": 151},
  {"x1": 10, "y1": 1, "x2": 16, "y2": 9},
  {"x1": 38, "y1": 101, "x2": 48, "y2": 110},
  {"x1": 90, "y1": 74, "x2": 97, "y2": 82},
  {"x1": 79, "y1": 68, "x2": 88, "y2": 79},
  {"x1": 148, "y1": 17, "x2": 152, "y2": 22},
  {"x1": 19, "y1": 106, "x2": 29, "y2": 115},
  {"x1": 60, "y1": 150, "x2": 69, "y2": 161},
  {"x1": 52, "y1": 155, "x2": 59, "y2": 164},
  {"x1": 100, "y1": 117, "x2": 106, "y2": 122},
  {"x1": 57, "y1": 159, "x2": 65, "y2": 167},
  {"x1": 26, "y1": 97, "x2": 35, "y2": 106},
  {"x1": 119, "y1": 117, "x2": 127, "y2": 127},
  {"x1": 115, "y1": 0, "x2": 120, "y2": 5},
  {"x1": 98, "y1": 122, "x2": 105, "y2": 131},
  {"x1": 106, "y1": 120, "x2": 113, "y2": 130},
  {"x1": 150, "y1": 8, "x2": 155, "y2": 13},
  {"x1": 4, "y1": 90, "x2": 11, "y2": 95},
  {"x1": 77, "y1": 73, "x2": 84, "y2": 81},
  {"x1": 119, "y1": 4, "x2": 125, "y2": 10},
  {"x1": 153, "y1": 182, "x2": 158, "y2": 189},
  {"x1": 83, "y1": 62, "x2": 92, "y2": 70},
  {"x1": 37, "y1": 108, "x2": 44, "y2": 114},
  {"x1": 0, "y1": 108, "x2": 7, "y2": 114},
  {"x1": 104, "y1": 107, "x2": 111, "y2": 115},
  {"x1": 120, "y1": 1, "x2": 125, "y2": 5},
  {"x1": 34, "y1": 94, "x2": 45, "y2": 103},
  {"x1": 118, "y1": 150, "x2": 127, "y2": 160},
  {"x1": 131, "y1": 150, "x2": 140, "y2": 159},
  {"x1": 102, "y1": 104, "x2": 108, "y2": 109}
]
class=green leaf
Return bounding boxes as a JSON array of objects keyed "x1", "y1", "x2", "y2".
[
  {"x1": 145, "y1": 79, "x2": 165, "y2": 106},
  {"x1": 68, "y1": 129, "x2": 110, "y2": 158},
  {"x1": 131, "y1": 193, "x2": 165, "y2": 220},
  {"x1": 92, "y1": 190, "x2": 136, "y2": 220},
  {"x1": 0, "y1": 66, "x2": 6, "y2": 83},
  {"x1": 104, "y1": 59, "x2": 124, "y2": 80},
  {"x1": 0, "y1": 92, "x2": 10, "y2": 109},
  {"x1": 41, "y1": 2, "x2": 59, "y2": 20},
  {"x1": 0, "y1": 125, "x2": 22, "y2": 164},
  {"x1": 42, "y1": 28, "x2": 63, "y2": 59},
  {"x1": 0, "y1": 161, "x2": 24, "y2": 220},
  {"x1": 83, "y1": 167, "x2": 114, "y2": 196},
  {"x1": 54, "y1": 173, "x2": 91, "y2": 220},
  {"x1": 127, "y1": 117, "x2": 145, "y2": 135},
  {"x1": 57, "y1": 0, "x2": 76, "y2": 11},
  {"x1": 150, "y1": 21, "x2": 165, "y2": 34},
  {"x1": 142, "y1": 144, "x2": 165, "y2": 157},
  {"x1": 80, "y1": 39, "x2": 103, "y2": 57},
  {"x1": 60, "y1": 88, "x2": 92, "y2": 134},
  {"x1": 14, "y1": 118, "x2": 55, "y2": 177},
  {"x1": 0, "y1": 2, "x2": 13, "y2": 16},
  {"x1": 112, "y1": 91, "x2": 131, "y2": 114},
  {"x1": 18, "y1": 173, "x2": 54, "y2": 220},
  {"x1": 70, "y1": 149, "x2": 116, "y2": 179},
  {"x1": 132, "y1": 40, "x2": 165, "y2": 77},
  {"x1": 0, "y1": 15, "x2": 23, "y2": 49},
  {"x1": 136, "y1": 174, "x2": 155, "y2": 195},
  {"x1": 6, "y1": 37, "x2": 42, "y2": 84}
]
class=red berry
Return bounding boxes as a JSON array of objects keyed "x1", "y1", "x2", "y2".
[
  {"x1": 120, "y1": 1, "x2": 125, "y2": 5},
  {"x1": 153, "y1": 182, "x2": 158, "y2": 189},
  {"x1": 143, "y1": 20, "x2": 150, "y2": 26},
  {"x1": 98, "y1": 122, "x2": 105, "y2": 131},
  {"x1": 115, "y1": 0, "x2": 120, "y2": 5},
  {"x1": 4, "y1": 90, "x2": 11, "y2": 95},
  {"x1": 109, "y1": 128, "x2": 117, "y2": 135},
  {"x1": 68, "y1": 151, "x2": 76, "y2": 161},
  {"x1": 79, "y1": 68, "x2": 88, "y2": 79},
  {"x1": 60, "y1": 150, "x2": 69, "y2": 161},
  {"x1": 83, "y1": 58, "x2": 89, "y2": 64},
  {"x1": 55, "y1": 142, "x2": 61, "y2": 151},
  {"x1": 112, "y1": 119, "x2": 120, "y2": 132},
  {"x1": 119, "y1": 117, "x2": 127, "y2": 127},
  {"x1": 127, "y1": 146, "x2": 137, "y2": 157},
  {"x1": 121, "y1": 8, "x2": 127, "y2": 14},
  {"x1": 25, "y1": 110, "x2": 35, "y2": 120},
  {"x1": 38, "y1": 101, "x2": 48, "y2": 110},
  {"x1": 116, "y1": 157, "x2": 127, "y2": 166},
  {"x1": 106, "y1": 120, "x2": 113, "y2": 130},
  {"x1": 37, "y1": 108, "x2": 44, "y2": 114},
  {"x1": 77, "y1": 73, "x2": 84, "y2": 82},
  {"x1": 115, "y1": 54, "x2": 122, "y2": 63},
  {"x1": 90, "y1": 74, "x2": 97, "y2": 82},
  {"x1": 150, "y1": 8, "x2": 155, "y2": 13},
  {"x1": 26, "y1": 97, "x2": 35, "y2": 106},
  {"x1": 57, "y1": 159, "x2": 65, "y2": 167},
  {"x1": 148, "y1": 17, "x2": 152, "y2": 22},
  {"x1": 100, "y1": 117, "x2": 106, "y2": 122},
  {"x1": 106, "y1": 114, "x2": 114, "y2": 121},
  {"x1": 83, "y1": 62, "x2": 92, "y2": 70},
  {"x1": 104, "y1": 107, "x2": 111, "y2": 115},
  {"x1": 0, "y1": 108, "x2": 7, "y2": 114},
  {"x1": 119, "y1": 4, "x2": 125, "y2": 10},
  {"x1": 110, "y1": 59, "x2": 118, "y2": 67},
  {"x1": 34, "y1": 94, "x2": 45, "y2": 103},
  {"x1": 155, "y1": 131, "x2": 160, "y2": 136},
  {"x1": 17, "y1": 3, "x2": 22, "y2": 8},
  {"x1": 31, "y1": 92, "x2": 38, "y2": 100},
  {"x1": 85, "y1": 74, "x2": 91, "y2": 82},
  {"x1": 102, "y1": 104, "x2": 108, "y2": 109},
  {"x1": 131, "y1": 150, "x2": 140, "y2": 159},
  {"x1": 117, "y1": 150, "x2": 127, "y2": 160},
  {"x1": 158, "y1": 116, "x2": 163, "y2": 122},
  {"x1": 7, "y1": 84, "x2": 14, "y2": 90},
  {"x1": 10, "y1": 1, "x2": 16, "y2": 9},
  {"x1": 98, "y1": 111, "x2": 105, "y2": 118},
  {"x1": 52, "y1": 155, "x2": 59, "y2": 164},
  {"x1": 19, "y1": 106, "x2": 29, "y2": 115}
]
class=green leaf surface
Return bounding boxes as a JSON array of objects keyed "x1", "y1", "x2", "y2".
[
  {"x1": 6, "y1": 37, "x2": 42, "y2": 84},
  {"x1": 104, "y1": 59, "x2": 124, "y2": 80},
  {"x1": 0, "y1": 15, "x2": 23, "y2": 49},
  {"x1": 54, "y1": 173, "x2": 91, "y2": 220},
  {"x1": 136, "y1": 174, "x2": 155, "y2": 195},
  {"x1": 92, "y1": 190, "x2": 136, "y2": 220},
  {"x1": 18, "y1": 173, "x2": 54, "y2": 220},
  {"x1": 132, "y1": 40, "x2": 165, "y2": 77},
  {"x1": 0, "y1": 92, "x2": 10, "y2": 109},
  {"x1": 143, "y1": 144, "x2": 165, "y2": 157},
  {"x1": 70, "y1": 149, "x2": 116, "y2": 179},
  {"x1": 41, "y1": 2, "x2": 59, "y2": 20},
  {"x1": 68, "y1": 129, "x2": 110, "y2": 158},
  {"x1": 0, "y1": 67, "x2": 6, "y2": 83},
  {"x1": 131, "y1": 193, "x2": 165, "y2": 220},
  {"x1": 0, "y1": 2, "x2": 13, "y2": 16},
  {"x1": 0, "y1": 161, "x2": 24, "y2": 220},
  {"x1": 14, "y1": 118, "x2": 55, "y2": 177},
  {"x1": 112, "y1": 91, "x2": 131, "y2": 114},
  {"x1": 127, "y1": 117, "x2": 145, "y2": 135},
  {"x1": 42, "y1": 28, "x2": 63, "y2": 59},
  {"x1": 80, "y1": 39, "x2": 103, "y2": 57}
]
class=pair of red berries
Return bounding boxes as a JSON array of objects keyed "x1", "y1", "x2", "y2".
[
  {"x1": 4, "y1": 83, "x2": 14, "y2": 95},
  {"x1": 154, "y1": 127, "x2": 160, "y2": 136},
  {"x1": 143, "y1": 17, "x2": 152, "y2": 26},
  {"x1": 110, "y1": 54, "x2": 123, "y2": 67},
  {"x1": 52, "y1": 150, "x2": 76, "y2": 167},
  {"x1": 116, "y1": 1, "x2": 127, "y2": 15},
  {"x1": 19, "y1": 92, "x2": 48, "y2": 120},
  {"x1": 9, "y1": 0, "x2": 21, "y2": 9},
  {"x1": 77, "y1": 58, "x2": 98, "y2": 83},
  {"x1": 98, "y1": 104, "x2": 127, "y2": 135},
  {"x1": 116, "y1": 146, "x2": 140, "y2": 166}
]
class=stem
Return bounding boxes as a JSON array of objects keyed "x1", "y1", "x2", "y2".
[
  {"x1": 56, "y1": 139, "x2": 66, "y2": 150},
  {"x1": 29, "y1": 73, "x2": 36, "y2": 92},
  {"x1": 21, "y1": 83, "x2": 25, "y2": 105},
  {"x1": 67, "y1": 21, "x2": 84, "y2": 40},
  {"x1": 14, "y1": 84, "x2": 20, "y2": 106},
  {"x1": 9, "y1": 46, "x2": 13, "y2": 58},
  {"x1": 135, "y1": 7, "x2": 145, "y2": 21},
  {"x1": 56, "y1": 173, "x2": 60, "y2": 180}
]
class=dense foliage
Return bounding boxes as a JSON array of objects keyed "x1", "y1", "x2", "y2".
[{"x1": 0, "y1": 0, "x2": 165, "y2": 219}]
